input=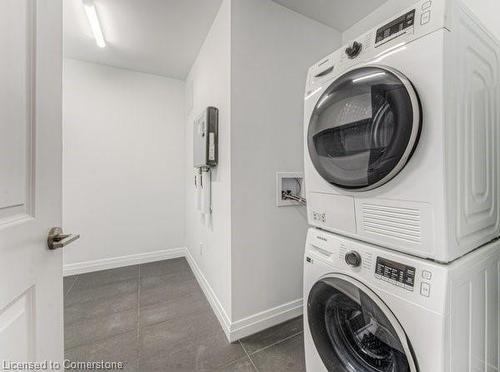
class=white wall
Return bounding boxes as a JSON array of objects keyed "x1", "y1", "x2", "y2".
[
  {"x1": 184, "y1": 0, "x2": 341, "y2": 332},
  {"x1": 343, "y1": 0, "x2": 500, "y2": 42},
  {"x1": 63, "y1": 59, "x2": 185, "y2": 267},
  {"x1": 184, "y1": 0, "x2": 232, "y2": 319},
  {"x1": 230, "y1": 0, "x2": 341, "y2": 321}
]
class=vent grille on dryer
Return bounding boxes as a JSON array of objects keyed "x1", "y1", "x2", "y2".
[{"x1": 361, "y1": 204, "x2": 422, "y2": 243}]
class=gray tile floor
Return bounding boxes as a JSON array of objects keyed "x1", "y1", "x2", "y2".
[{"x1": 64, "y1": 258, "x2": 305, "y2": 371}]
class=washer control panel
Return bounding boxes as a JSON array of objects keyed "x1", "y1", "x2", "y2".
[
  {"x1": 420, "y1": 270, "x2": 432, "y2": 297},
  {"x1": 375, "y1": 257, "x2": 416, "y2": 291},
  {"x1": 420, "y1": 1, "x2": 432, "y2": 25}
]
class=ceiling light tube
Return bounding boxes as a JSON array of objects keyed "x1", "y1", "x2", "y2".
[{"x1": 83, "y1": 0, "x2": 106, "y2": 48}]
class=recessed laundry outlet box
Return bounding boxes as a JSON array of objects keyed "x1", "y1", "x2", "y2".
[{"x1": 276, "y1": 172, "x2": 304, "y2": 207}]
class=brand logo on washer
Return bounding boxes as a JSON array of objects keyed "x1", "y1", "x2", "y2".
[{"x1": 316, "y1": 236, "x2": 327, "y2": 242}]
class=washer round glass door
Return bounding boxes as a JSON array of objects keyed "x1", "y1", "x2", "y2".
[
  {"x1": 307, "y1": 66, "x2": 421, "y2": 190},
  {"x1": 307, "y1": 275, "x2": 417, "y2": 372}
]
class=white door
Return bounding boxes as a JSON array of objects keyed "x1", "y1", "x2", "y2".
[{"x1": 0, "y1": 0, "x2": 67, "y2": 368}]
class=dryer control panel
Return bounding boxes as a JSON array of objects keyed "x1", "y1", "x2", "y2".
[
  {"x1": 375, "y1": 9, "x2": 416, "y2": 45},
  {"x1": 305, "y1": 0, "x2": 445, "y2": 95}
]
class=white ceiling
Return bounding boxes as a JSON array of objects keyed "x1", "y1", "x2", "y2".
[
  {"x1": 64, "y1": 0, "x2": 223, "y2": 79},
  {"x1": 64, "y1": 0, "x2": 388, "y2": 80},
  {"x1": 272, "y1": 0, "x2": 388, "y2": 31}
]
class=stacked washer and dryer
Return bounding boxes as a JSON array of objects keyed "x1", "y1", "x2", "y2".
[{"x1": 302, "y1": 0, "x2": 500, "y2": 371}]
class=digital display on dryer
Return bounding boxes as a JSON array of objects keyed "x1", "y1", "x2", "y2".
[
  {"x1": 375, "y1": 257, "x2": 415, "y2": 288},
  {"x1": 376, "y1": 10, "x2": 416, "y2": 44}
]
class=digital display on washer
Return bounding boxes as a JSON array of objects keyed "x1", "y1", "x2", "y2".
[
  {"x1": 375, "y1": 257, "x2": 415, "y2": 287},
  {"x1": 376, "y1": 10, "x2": 416, "y2": 44}
]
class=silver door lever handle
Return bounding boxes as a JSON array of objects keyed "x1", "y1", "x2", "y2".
[{"x1": 47, "y1": 227, "x2": 80, "y2": 250}]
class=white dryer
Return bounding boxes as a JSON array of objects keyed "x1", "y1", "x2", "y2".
[
  {"x1": 303, "y1": 0, "x2": 500, "y2": 262},
  {"x1": 303, "y1": 228, "x2": 500, "y2": 372}
]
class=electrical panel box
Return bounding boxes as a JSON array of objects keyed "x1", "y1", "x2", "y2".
[{"x1": 193, "y1": 107, "x2": 218, "y2": 168}]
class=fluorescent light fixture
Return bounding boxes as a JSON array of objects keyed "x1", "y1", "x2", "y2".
[
  {"x1": 353, "y1": 72, "x2": 386, "y2": 84},
  {"x1": 83, "y1": 0, "x2": 106, "y2": 48}
]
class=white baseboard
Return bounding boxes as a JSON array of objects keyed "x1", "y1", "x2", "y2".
[
  {"x1": 184, "y1": 247, "x2": 303, "y2": 342},
  {"x1": 183, "y1": 248, "x2": 233, "y2": 341},
  {"x1": 229, "y1": 298, "x2": 303, "y2": 342},
  {"x1": 64, "y1": 245, "x2": 303, "y2": 343},
  {"x1": 63, "y1": 247, "x2": 186, "y2": 276}
]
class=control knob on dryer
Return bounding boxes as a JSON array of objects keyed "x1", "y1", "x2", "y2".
[{"x1": 345, "y1": 41, "x2": 363, "y2": 59}]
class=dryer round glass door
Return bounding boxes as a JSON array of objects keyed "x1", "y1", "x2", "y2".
[
  {"x1": 307, "y1": 66, "x2": 421, "y2": 191},
  {"x1": 307, "y1": 275, "x2": 417, "y2": 372}
]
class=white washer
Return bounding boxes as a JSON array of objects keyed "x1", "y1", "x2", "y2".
[
  {"x1": 303, "y1": 0, "x2": 500, "y2": 262},
  {"x1": 303, "y1": 228, "x2": 500, "y2": 372}
]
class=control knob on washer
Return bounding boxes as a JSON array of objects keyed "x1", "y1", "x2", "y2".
[{"x1": 345, "y1": 251, "x2": 362, "y2": 267}]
